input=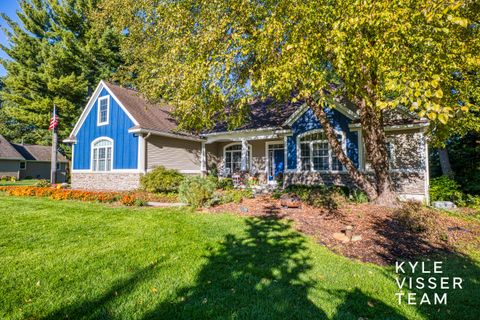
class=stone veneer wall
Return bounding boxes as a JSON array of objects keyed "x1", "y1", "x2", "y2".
[
  {"x1": 71, "y1": 172, "x2": 142, "y2": 191},
  {"x1": 284, "y1": 171, "x2": 427, "y2": 201}
]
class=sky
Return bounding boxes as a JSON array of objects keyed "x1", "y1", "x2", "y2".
[{"x1": 0, "y1": 0, "x2": 21, "y2": 76}]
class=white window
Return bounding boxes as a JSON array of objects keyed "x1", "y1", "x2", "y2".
[
  {"x1": 224, "y1": 144, "x2": 250, "y2": 174},
  {"x1": 97, "y1": 96, "x2": 110, "y2": 125},
  {"x1": 299, "y1": 131, "x2": 345, "y2": 172},
  {"x1": 92, "y1": 138, "x2": 113, "y2": 172},
  {"x1": 19, "y1": 162, "x2": 26, "y2": 170}
]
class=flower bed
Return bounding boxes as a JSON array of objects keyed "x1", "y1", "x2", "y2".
[{"x1": 0, "y1": 186, "x2": 125, "y2": 204}]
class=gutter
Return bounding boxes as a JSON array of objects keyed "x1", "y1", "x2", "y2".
[{"x1": 128, "y1": 128, "x2": 206, "y2": 142}]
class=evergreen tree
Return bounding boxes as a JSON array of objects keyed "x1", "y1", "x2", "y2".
[{"x1": 0, "y1": 0, "x2": 123, "y2": 144}]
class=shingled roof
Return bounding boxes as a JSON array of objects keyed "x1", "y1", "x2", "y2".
[
  {"x1": 0, "y1": 134, "x2": 24, "y2": 160},
  {"x1": 204, "y1": 98, "x2": 300, "y2": 134},
  {"x1": 103, "y1": 82, "x2": 303, "y2": 135},
  {"x1": 103, "y1": 82, "x2": 197, "y2": 138},
  {"x1": 12, "y1": 144, "x2": 68, "y2": 162}
]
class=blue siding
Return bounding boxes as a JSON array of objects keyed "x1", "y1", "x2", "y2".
[
  {"x1": 73, "y1": 88, "x2": 138, "y2": 170},
  {"x1": 286, "y1": 107, "x2": 358, "y2": 170}
]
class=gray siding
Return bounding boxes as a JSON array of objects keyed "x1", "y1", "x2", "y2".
[
  {"x1": 146, "y1": 136, "x2": 202, "y2": 172},
  {"x1": 20, "y1": 161, "x2": 67, "y2": 182},
  {"x1": 0, "y1": 160, "x2": 20, "y2": 179}
]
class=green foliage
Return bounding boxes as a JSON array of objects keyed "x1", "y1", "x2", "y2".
[
  {"x1": 178, "y1": 176, "x2": 216, "y2": 208},
  {"x1": 217, "y1": 178, "x2": 234, "y2": 190},
  {"x1": 284, "y1": 185, "x2": 348, "y2": 210},
  {"x1": 140, "y1": 166, "x2": 184, "y2": 193},
  {"x1": 35, "y1": 179, "x2": 51, "y2": 188},
  {"x1": 394, "y1": 201, "x2": 437, "y2": 234},
  {"x1": 0, "y1": 0, "x2": 123, "y2": 144},
  {"x1": 430, "y1": 133, "x2": 480, "y2": 195},
  {"x1": 220, "y1": 188, "x2": 254, "y2": 204},
  {"x1": 101, "y1": 0, "x2": 478, "y2": 131},
  {"x1": 430, "y1": 176, "x2": 465, "y2": 205}
]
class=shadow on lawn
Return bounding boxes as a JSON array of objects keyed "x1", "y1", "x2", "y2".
[
  {"x1": 141, "y1": 216, "x2": 406, "y2": 320},
  {"x1": 373, "y1": 216, "x2": 480, "y2": 320}
]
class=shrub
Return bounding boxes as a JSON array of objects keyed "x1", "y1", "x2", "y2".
[
  {"x1": 348, "y1": 188, "x2": 369, "y2": 204},
  {"x1": 283, "y1": 185, "x2": 347, "y2": 210},
  {"x1": 35, "y1": 179, "x2": 51, "y2": 188},
  {"x1": 120, "y1": 194, "x2": 145, "y2": 206},
  {"x1": 394, "y1": 201, "x2": 437, "y2": 233},
  {"x1": 221, "y1": 188, "x2": 254, "y2": 204},
  {"x1": 429, "y1": 176, "x2": 465, "y2": 205},
  {"x1": 217, "y1": 178, "x2": 234, "y2": 190},
  {"x1": 140, "y1": 166, "x2": 184, "y2": 193},
  {"x1": 178, "y1": 176, "x2": 216, "y2": 208}
]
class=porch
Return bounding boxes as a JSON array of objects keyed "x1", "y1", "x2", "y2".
[{"x1": 201, "y1": 132, "x2": 288, "y2": 186}]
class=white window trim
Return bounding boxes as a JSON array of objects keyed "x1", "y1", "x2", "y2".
[
  {"x1": 97, "y1": 96, "x2": 110, "y2": 126},
  {"x1": 296, "y1": 129, "x2": 347, "y2": 173},
  {"x1": 223, "y1": 142, "x2": 253, "y2": 174},
  {"x1": 19, "y1": 161, "x2": 26, "y2": 170},
  {"x1": 91, "y1": 137, "x2": 114, "y2": 172}
]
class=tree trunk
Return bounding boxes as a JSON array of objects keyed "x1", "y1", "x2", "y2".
[
  {"x1": 355, "y1": 99, "x2": 397, "y2": 206},
  {"x1": 307, "y1": 97, "x2": 378, "y2": 201},
  {"x1": 437, "y1": 148, "x2": 454, "y2": 178}
]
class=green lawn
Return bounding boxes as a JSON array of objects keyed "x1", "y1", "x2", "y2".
[
  {"x1": 0, "y1": 196, "x2": 479, "y2": 319},
  {"x1": 0, "y1": 179, "x2": 39, "y2": 186}
]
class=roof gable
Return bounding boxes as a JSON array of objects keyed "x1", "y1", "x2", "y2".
[
  {"x1": 68, "y1": 81, "x2": 139, "y2": 139},
  {"x1": 0, "y1": 134, "x2": 24, "y2": 160}
]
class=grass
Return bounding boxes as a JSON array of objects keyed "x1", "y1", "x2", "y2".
[
  {"x1": 0, "y1": 179, "x2": 39, "y2": 186},
  {"x1": 0, "y1": 196, "x2": 479, "y2": 319}
]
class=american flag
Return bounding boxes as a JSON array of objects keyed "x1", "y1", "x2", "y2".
[{"x1": 48, "y1": 105, "x2": 59, "y2": 131}]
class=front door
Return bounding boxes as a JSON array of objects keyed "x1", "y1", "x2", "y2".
[{"x1": 267, "y1": 143, "x2": 284, "y2": 183}]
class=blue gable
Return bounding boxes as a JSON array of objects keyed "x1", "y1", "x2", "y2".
[
  {"x1": 286, "y1": 107, "x2": 358, "y2": 170},
  {"x1": 73, "y1": 88, "x2": 139, "y2": 170}
]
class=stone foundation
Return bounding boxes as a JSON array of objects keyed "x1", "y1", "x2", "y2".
[
  {"x1": 71, "y1": 172, "x2": 142, "y2": 191},
  {"x1": 283, "y1": 171, "x2": 427, "y2": 201}
]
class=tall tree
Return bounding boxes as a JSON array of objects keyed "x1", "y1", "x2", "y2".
[
  {"x1": 0, "y1": 0, "x2": 123, "y2": 144},
  {"x1": 101, "y1": 0, "x2": 479, "y2": 205}
]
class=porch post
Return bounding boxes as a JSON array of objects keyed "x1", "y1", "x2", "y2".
[
  {"x1": 241, "y1": 138, "x2": 248, "y2": 172},
  {"x1": 201, "y1": 141, "x2": 207, "y2": 177}
]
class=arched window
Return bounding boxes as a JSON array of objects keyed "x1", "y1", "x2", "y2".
[
  {"x1": 224, "y1": 143, "x2": 251, "y2": 174},
  {"x1": 92, "y1": 138, "x2": 113, "y2": 171},
  {"x1": 298, "y1": 131, "x2": 344, "y2": 172}
]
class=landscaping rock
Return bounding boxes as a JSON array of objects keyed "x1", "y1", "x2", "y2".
[
  {"x1": 280, "y1": 193, "x2": 301, "y2": 208},
  {"x1": 333, "y1": 232, "x2": 350, "y2": 243},
  {"x1": 351, "y1": 235, "x2": 362, "y2": 242},
  {"x1": 432, "y1": 201, "x2": 456, "y2": 209}
]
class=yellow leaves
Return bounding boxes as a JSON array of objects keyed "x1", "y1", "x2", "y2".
[
  {"x1": 418, "y1": 110, "x2": 426, "y2": 118},
  {"x1": 461, "y1": 106, "x2": 469, "y2": 112},
  {"x1": 434, "y1": 89, "x2": 443, "y2": 99},
  {"x1": 427, "y1": 112, "x2": 437, "y2": 120},
  {"x1": 438, "y1": 113, "x2": 448, "y2": 124},
  {"x1": 448, "y1": 16, "x2": 469, "y2": 28}
]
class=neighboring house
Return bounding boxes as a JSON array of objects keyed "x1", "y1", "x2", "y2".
[
  {"x1": 0, "y1": 134, "x2": 68, "y2": 182},
  {"x1": 65, "y1": 81, "x2": 430, "y2": 202}
]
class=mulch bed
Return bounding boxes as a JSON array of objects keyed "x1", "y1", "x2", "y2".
[{"x1": 208, "y1": 195, "x2": 480, "y2": 265}]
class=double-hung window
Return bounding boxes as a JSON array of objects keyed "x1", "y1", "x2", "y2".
[
  {"x1": 224, "y1": 144, "x2": 250, "y2": 174},
  {"x1": 92, "y1": 139, "x2": 113, "y2": 172},
  {"x1": 97, "y1": 96, "x2": 110, "y2": 125},
  {"x1": 299, "y1": 131, "x2": 345, "y2": 172}
]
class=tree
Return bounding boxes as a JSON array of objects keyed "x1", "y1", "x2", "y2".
[
  {"x1": 100, "y1": 0, "x2": 479, "y2": 205},
  {"x1": 0, "y1": 0, "x2": 123, "y2": 144}
]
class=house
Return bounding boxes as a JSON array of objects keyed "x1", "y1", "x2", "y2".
[
  {"x1": 65, "y1": 81, "x2": 430, "y2": 202},
  {"x1": 0, "y1": 134, "x2": 68, "y2": 181}
]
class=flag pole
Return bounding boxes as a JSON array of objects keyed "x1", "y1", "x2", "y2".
[{"x1": 50, "y1": 105, "x2": 58, "y2": 184}]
